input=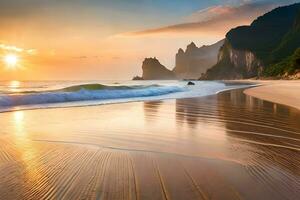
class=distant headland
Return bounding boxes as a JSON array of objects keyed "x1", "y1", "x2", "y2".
[{"x1": 133, "y1": 3, "x2": 300, "y2": 80}]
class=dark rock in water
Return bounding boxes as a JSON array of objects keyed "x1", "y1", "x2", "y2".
[
  {"x1": 142, "y1": 57, "x2": 176, "y2": 80},
  {"x1": 187, "y1": 81, "x2": 195, "y2": 85},
  {"x1": 132, "y1": 76, "x2": 144, "y2": 80}
]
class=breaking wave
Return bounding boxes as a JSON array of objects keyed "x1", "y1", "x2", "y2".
[{"x1": 0, "y1": 84, "x2": 184, "y2": 107}]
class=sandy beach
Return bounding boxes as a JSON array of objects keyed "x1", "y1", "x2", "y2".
[
  {"x1": 0, "y1": 88, "x2": 299, "y2": 199},
  {"x1": 1, "y1": 0, "x2": 299, "y2": 199},
  {"x1": 243, "y1": 80, "x2": 300, "y2": 110}
]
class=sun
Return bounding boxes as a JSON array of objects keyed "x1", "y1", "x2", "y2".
[{"x1": 4, "y1": 54, "x2": 19, "y2": 68}]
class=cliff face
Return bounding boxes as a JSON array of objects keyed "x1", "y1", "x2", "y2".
[
  {"x1": 203, "y1": 3, "x2": 300, "y2": 80},
  {"x1": 222, "y1": 41, "x2": 263, "y2": 76},
  {"x1": 141, "y1": 58, "x2": 175, "y2": 80},
  {"x1": 173, "y1": 40, "x2": 224, "y2": 79},
  {"x1": 203, "y1": 41, "x2": 263, "y2": 79}
]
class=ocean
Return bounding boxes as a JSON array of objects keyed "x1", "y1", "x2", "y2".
[
  {"x1": 0, "y1": 81, "x2": 253, "y2": 112},
  {"x1": 0, "y1": 80, "x2": 253, "y2": 112}
]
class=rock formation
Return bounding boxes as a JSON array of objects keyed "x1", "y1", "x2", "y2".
[
  {"x1": 141, "y1": 57, "x2": 175, "y2": 80},
  {"x1": 202, "y1": 40, "x2": 263, "y2": 79},
  {"x1": 133, "y1": 40, "x2": 224, "y2": 80},
  {"x1": 132, "y1": 76, "x2": 143, "y2": 80},
  {"x1": 187, "y1": 81, "x2": 195, "y2": 85},
  {"x1": 173, "y1": 40, "x2": 224, "y2": 79}
]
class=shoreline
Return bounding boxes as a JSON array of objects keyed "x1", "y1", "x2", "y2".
[
  {"x1": 241, "y1": 80, "x2": 300, "y2": 110},
  {"x1": 0, "y1": 81, "x2": 254, "y2": 114},
  {"x1": 0, "y1": 80, "x2": 298, "y2": 114}
]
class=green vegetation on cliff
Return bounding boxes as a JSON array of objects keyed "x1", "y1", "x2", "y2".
[
  {"x1": 263, "y1": 10, "x2": 300, "y2": 76},
  {"x1": 264, "y1": 48, "x2": 300, "y2": 76},
  {"x1": 227, "y1": 3, "x2": 300, "y2": 63},
  {"x1": 204, "y1": 3, "x2": 300, "y2": 79},
  {"x1": 269, "y1": 11, "x2": 300, "y2": 64}
]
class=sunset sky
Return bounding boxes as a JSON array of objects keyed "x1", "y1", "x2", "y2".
[{"x1": 0, "y1": 0, "x2": 297, "y2": 80}]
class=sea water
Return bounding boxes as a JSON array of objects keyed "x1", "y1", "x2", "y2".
[{"x1": 0, "y1": 80, "x2": 253, "y2": 112}]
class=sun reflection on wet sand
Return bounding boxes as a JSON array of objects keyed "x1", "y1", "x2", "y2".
[
  {"x1": 13, "y1": 111, "x2": 24, "y2": 135},
  {"x1": 12, "y1": 111, "x2": 44, "y2": 189}
]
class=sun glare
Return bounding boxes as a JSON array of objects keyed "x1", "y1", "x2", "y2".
[
  {"x1": 10, "y1": 80, "x2": 20, "y2": 88},
  {"x1": 4, "y1": 54, "x2": 18, "y2": 68}
]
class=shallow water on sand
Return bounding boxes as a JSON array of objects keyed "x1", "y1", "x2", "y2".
[{"x1": 0, "y1": 89, "x2": 299, "y2": 199}]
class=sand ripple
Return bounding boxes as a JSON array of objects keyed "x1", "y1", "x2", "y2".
[{"x1": 0, "y1": 89, "x2": 299, "y2": 199}]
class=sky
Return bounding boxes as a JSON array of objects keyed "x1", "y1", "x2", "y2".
[{"x1": 0, "y1": 0, "x2": 298, "y2": 80}]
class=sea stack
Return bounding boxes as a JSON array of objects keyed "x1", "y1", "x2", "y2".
[{"x1": 141, "y1": 57, "x2": 176, "y2": 80}]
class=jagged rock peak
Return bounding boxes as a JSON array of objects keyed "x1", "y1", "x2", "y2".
[
  {"x1": 186, "y1": 42, "x2": 198, "y2": 53},
  {"x1": 188, "y1": 42, "x2": 196, "y2": 47},
  {"x1": 178, "y1": 48, "x2": 184, "y2": 54},
  {"x1": 143, "y1": 57, "x2": 160, "y2": 65},
  {"x1": 187, "y1": 42, "x2": 197, "y2": 49}
]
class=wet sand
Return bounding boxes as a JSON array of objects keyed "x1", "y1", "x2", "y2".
[
  {"x1": 0, "y1": 89, "x2": 299, "y2": 199},
  {"x1": 244, "y1": 80, "x2": 300, "y2": 110}
]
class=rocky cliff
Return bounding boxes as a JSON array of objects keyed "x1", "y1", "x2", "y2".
[
  {"x1": 173, "y1": 40, "x2": 224, "y2": 79},
  {"x1": 141, "y1": 58, "x2": 175, "y2": 80},
  {"x1": 202, "y1": 3, "x2": 300, "y2": 80},
  {"x1": 203, "y1": 40, "x2": 263, "y2": 79}
]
